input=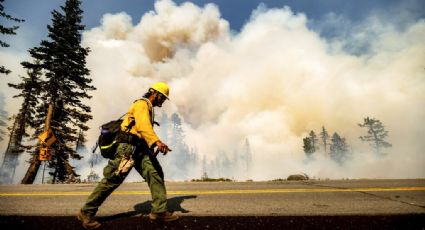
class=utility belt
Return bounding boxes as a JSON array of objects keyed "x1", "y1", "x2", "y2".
[{"x1": 116, "y1": 131, "x2": 150, "y2": 155}]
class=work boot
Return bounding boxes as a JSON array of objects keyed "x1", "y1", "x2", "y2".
[
  {"x1": 148, "y1": 211, "x2": 179, "y2": 222},
  {"x1": 77, "y1": 210, "x2": 101, "y2": 229}
]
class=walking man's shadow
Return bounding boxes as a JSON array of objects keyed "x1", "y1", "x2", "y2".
[{"x1": 99, "y1": 195, "x2": 197, "y2": 222}]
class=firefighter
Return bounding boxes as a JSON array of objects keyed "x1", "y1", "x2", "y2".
[{"x1": 77, "y1": 82, "x2": 179, "y2": 229}]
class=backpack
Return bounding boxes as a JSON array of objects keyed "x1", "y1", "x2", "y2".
[
  {"x1": 93, "y1": 113, "x2": 132, "y2": 159},
  {"x1": 97, "y1": 119, "x2": 124, "y2": 159},
  {"x1": 94, "y1": 98, "x2": 153, "y2": 159}
]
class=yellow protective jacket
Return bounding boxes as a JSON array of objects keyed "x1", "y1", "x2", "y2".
[{"x1": 120, "y1": 98, "x2": 159, "y2": 148}]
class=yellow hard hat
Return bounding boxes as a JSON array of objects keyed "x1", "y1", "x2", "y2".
[{"x1": 151, "y1": 82, "x2": 170, "y2": 99}]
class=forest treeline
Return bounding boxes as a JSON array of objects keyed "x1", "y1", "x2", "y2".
[{"x1": 303, "y1": 117, "x2": 392, "y2": 164}]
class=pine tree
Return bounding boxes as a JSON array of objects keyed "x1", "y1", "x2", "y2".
[
  {"x1": 158, "y1": 112, "x2": 195, "y2": 180},
  {"x1": 243, "y1": 138, "x2": 252, "y2": 174},
  {"x1": 158, "y1": 111, "x2": 169, "y2": 143},
  {"x1": 329, "y1": 132, "x2": 349, "y2": 164},
  {"x1": 0, "y1": 0, "x2": 24, "y2": 75},
  {"x1": 309, "y1": 130, "x2": 319, "y2": 152},
  {"x1": 303, "y1": 137, "x2": 314, "y2": 157},
  {"x1": 7, "y1": 62, "x2": 43, "y2": 140},
  {"x1": 319, "y1": 126, "x2": 329, "y2": 154},
  {"x1": 0, "y1": 94, "x2": 7, "y2": 141},
  {"x1": 0, "y1": 64, "x2": 42, "y2": 183},
  {"x1": 303, "y1": 130, "x2": 318, "y2": 157},
  {"x1": 87, "y1": 169, "x2": 100, "y2": 183},
  {"x1": 20, "y1": 105, "x2": 47, "y2": 184},
  {"x1": 169, "y1": 113, "x2": 190, "y2": 178},
  {"x1": 0, "y1": 115, "x2": 16, "y2": 184},
  {"x1": 358, "y1": 117, "x2": 392, "y2": 155},
  {"x1": 89, "y1": 151, "x2": 100, "y2": 168},
  {"x1": 220, "y1": 151, "x2": 231, "y2": 178},
  {"x1": 170, "y1": 113, "x2": 184, "y2": 147},
  {"x1": 201, "y1": 154, "x2": 207, "y2": 176},
  {"x1": 75, "y1": 129, "x2": 87, "y2": 152},
  {"x1": 20, "y1": 0, "x2": 95, "y2": 184}
]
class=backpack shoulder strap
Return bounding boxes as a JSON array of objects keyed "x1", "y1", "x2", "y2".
[
  {"x1": 134, "y1": 98, "x2": 155, "y2": 125},
  {"x1": 117, "y1": 112, "x2": 127, "y2": 120}
]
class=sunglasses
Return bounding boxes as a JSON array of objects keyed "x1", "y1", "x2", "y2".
[{"x1": 157, "y1": 94, "x2": 166, "y2": 101}]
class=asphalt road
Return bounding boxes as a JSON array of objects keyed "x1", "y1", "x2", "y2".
[{"x1": 1, "y1": 179, "x2": 424, "y2": 229}]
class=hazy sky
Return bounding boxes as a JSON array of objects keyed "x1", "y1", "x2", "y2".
[{"x1": 3, "y1": 0, "x2": 424, "y2": 51}]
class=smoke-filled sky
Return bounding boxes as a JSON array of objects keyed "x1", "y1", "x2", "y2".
[{"x1": 1, "y1": 0, "x2": 425, "y2": 182}]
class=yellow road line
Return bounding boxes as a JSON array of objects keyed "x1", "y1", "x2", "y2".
[{"x1": 0, "y1": 187, "x2": 424, "y2": 196}]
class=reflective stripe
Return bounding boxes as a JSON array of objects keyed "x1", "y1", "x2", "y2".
[{"x1": 100, "y1": 140, "x2": 117, "y2": 149}]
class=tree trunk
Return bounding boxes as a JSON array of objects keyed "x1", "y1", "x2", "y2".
[
  {"x1": 0, "y1": 153, "x2": 19, "y2": 184},
  {"x1": 21, "y1": 102, "x2": 54, "y2": 184},
  {"x1": 52, "y1": 157, "x2": 58, "y2": 184},
  {"x1": 21, "y1": 153, "x2": 41, "y2": 184},
  {"x1": 0, "y1": 117, "x2": 18, "y2": 184}
]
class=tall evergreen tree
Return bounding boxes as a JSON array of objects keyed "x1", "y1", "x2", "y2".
[
  {"x1": 329, "y1": 132, "x2": 349, "y2": 164},
  {"x1": 169, "y1": 113, "x2": 190, "y2": 178},
  {"x1": 201, "y1": 154, "x2": 207, "y2": 176},
  {"x1": 319, "y1": 126, "x2": 329, "y2": 154},
  {"x1": 303, "y1": 130, "x2": 318, "y2": 157},
  {"x1": 157, "y1": 111, "x2": 169, "y2": 143},
  {"x1": 0, "y1": 0, "x2": 24, "y2": 75},
  {"x1": 0, "y1": 94, "x2": 7, "y2": 141},
  {"x1": 75, "y1": 129, "x2": 87, "y2": 152},
  {"x1": 309, "y1": 130, "x2": 319, "y2": 152},
  {"x1": 358, "y1": 117, "x2": 392, "y2": 155},
  {"x1": 220, "y1": 151, "x2": 231, "y2": 178},
  {"x1": 20, "y1": 0, "x2": 95, "y2": 184},
  {"x1": 170, "y1": 113, "x2": 184, "y2": 147},
  {"x1": 7, "y1": 62, "x2": 43, "y2": 138},
  {"x1": 303, "y1": 136, "x2": 314, "y2": 157},
  {"x1": 0, "y1": 94, "x2": 9, "y2": 182},
  {"x1": 158, "y1": 112, "x2": 195, "y2": 180},
  {"x1": 0, "y1": 64, "x2": 42, "y2": 183},
  {"x1": 243, "y1": 138, "x2": 252, "y2": 175}
]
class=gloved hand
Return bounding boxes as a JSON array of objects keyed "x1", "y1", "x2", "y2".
[{"x1": 155, "y1": 140, "x2": 172, "y2": 155}]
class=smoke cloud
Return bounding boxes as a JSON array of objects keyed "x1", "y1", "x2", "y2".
[{"x1": 4, "y1": 0, "x2": 425, "y2": 182}]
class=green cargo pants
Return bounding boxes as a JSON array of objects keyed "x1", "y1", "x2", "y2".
[{"x1": 81, "y1": 143, "x2": 167, "y2": 217}]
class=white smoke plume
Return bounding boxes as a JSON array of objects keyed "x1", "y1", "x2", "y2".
[
  {"x1": 77, "y1": 0, "x2": 425, "y2": 181},
  {"x1": 3, "y1": 0, "x2": 425, "y2": 182}
]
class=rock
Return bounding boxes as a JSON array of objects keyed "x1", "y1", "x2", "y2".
[{"x1": 287, "y1": 174, "x2": 309, "y2": 181}]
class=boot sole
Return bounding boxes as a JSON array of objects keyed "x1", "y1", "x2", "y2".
[
  {"x1": 163, "y1": 216, "x2": 179, "y2": 222},
  {"x1": 77, "y1": 212, "x2": 101, "y2": 230},
  {"x1": 148, "y1": 214, "x2": 179, "y2": 222}
]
